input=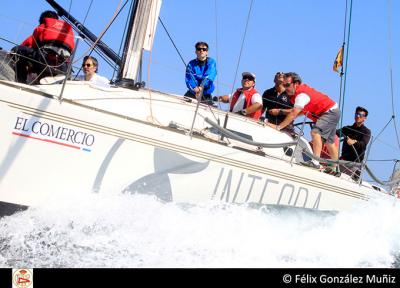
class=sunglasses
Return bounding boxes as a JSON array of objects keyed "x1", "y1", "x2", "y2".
[
  {"x1": 242, "y1": 76, "x2": 255, "y2": 81},
  {"x1": 82, "y1": 63, "x2": 94, "y2": 68},
  {"x1": 276, "y1": 72, "x2": 284, "y2": 76},
  {"x1": 283, "y1": 82, "x2": 293, "y2": 88},
  {"x1": 196, "y1": 47, "x2": 208, "y2": 52},
  {"x1": 355, "y1": 113, "x2": 366, "y2": 118}
]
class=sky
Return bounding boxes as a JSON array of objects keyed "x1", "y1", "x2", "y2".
[{"x1": 0, "y1": 0, "x2": 399, "y2": 184}]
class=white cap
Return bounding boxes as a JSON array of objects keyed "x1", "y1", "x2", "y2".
[{"x1": 242, "y1": 72, "x2": 256, "y2": 81}]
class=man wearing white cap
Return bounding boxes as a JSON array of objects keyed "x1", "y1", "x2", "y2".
[{"x1": 215, "y1": 72, "x2": 263, "y2": 120}]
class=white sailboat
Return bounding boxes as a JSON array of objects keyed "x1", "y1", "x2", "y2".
[{"x1": 0, "y1": 0, "x2": 398, "y2": 216}]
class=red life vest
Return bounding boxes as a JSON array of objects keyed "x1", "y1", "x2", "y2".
[
  {"x1": 291, "y1": 84, "x2": 335, "y2": 122},
  {"x1": 230, "y1": 87, "x2": 262, "y2": 120},
  {"x1": 23, "y1": 18, "x2": 75, "y2": 52}
]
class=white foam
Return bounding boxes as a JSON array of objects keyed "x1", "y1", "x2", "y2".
[{"x1": 0, "y1": 191, "x2": 399, "y2": 267}]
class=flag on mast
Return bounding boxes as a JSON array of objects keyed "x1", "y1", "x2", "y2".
[{"x1": 333, "y1": 47, "x2": 344, "y2": 72}]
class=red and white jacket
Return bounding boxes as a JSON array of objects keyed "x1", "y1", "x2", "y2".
[
  {"x1": 291, "y1": 84, "x2": 335, "y2": 122},
  {"x1": 230, "y1": 87, "x2": 262, "y2": 120},
  {"x1": 22, "y1": 18, "x2": 75, "y2": 52}
]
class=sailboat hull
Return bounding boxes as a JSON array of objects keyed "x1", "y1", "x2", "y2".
[{"x1": 0, "y1": 80, "x2": 394, "y2": 214}]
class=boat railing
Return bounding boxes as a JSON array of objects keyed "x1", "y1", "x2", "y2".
[
  {"x1": 204, "y1": 116, "x2": 399, "y2": 186},
  {"x1": 290, "y1": 114, "x2": 309, "y2": 165},
  {"x1": 189, "y1": 79, "x2": 206, "y2": 138},
  {"x1": 204, "y1": 117, "x2": 298, "y2": 148}
]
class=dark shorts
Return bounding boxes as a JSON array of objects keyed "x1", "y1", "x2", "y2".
[{"x1": 312, "y1": 108, "x2": 340, "y2": 144}]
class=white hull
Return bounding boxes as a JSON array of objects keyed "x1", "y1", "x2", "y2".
[{"x1": 0, "y1": 80, "x2": 394, "y2": 212}]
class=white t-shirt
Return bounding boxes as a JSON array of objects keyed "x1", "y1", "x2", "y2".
[
  {"x1": 294, "y1": 93, "x2": 338, "y2": 110},
  {"x1": 76, "y1": 73, "x2": 110, "y2": 87},
  {"x1": 231, "y1": 92, "x2": 262, "y2": 113},
  {"x1": 293, "y1": 93, "x2": 310, "y2": 109}
]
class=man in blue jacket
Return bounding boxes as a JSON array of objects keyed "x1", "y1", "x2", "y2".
[{"x1": 184, "y1": 41, "x2": 217, "y2": 101}]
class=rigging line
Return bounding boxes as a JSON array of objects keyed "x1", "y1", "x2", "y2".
[
  {"x1": 157, "y1": 17, "x2": 202, "y2": 96},
  {"x1": 146, "y1": 0, "x2": 163, "y2": 126},
  {"x1": 386, "y1": 0, "x2": 400, "y2": 149},
  {"x1": 371, "y1": 116, "x2": 394, "y2": 144},
  {"x1": 111, "y1": 0, "x2": 131, "y2": 81},
  {"x1": 229, "y1": 0, "x2": 254, "y2": 97},
  {"x1": 214, "y1": 0, "x2": 221, "y2": 113},
  {"x1": 370, "y1": 134, "x2": 400, "y2": 152},
  {"x1": 0, "y1": 37, "x2": 18, "y2": 47},
  {"x1": 221, "y1": 0, "x2": 254, "y2": 136},
  {"x1": 337, "y1": 0, "x2": 349, "y2": 154},
  {"x1": 59, "y1": 1, "x2": 121, "y2": 100},
  {"x1": 68, "y1": 0, "x2": 123, "y2": 65},
  {"x1": 338, "y1": 0, "x2": 353, "y2": 138},
  {"x1": 368, "y1": 159, "x2": 399, "y2": 162},
  {"x1": 157, "y1": 16, "x2": 221, "y2": 123},
  {"x1": 158, "y1": 17, "x2": 187, "y2": 68},
  {"x1": 70, "y1": 0, "x2": 94, "y2": 80}
]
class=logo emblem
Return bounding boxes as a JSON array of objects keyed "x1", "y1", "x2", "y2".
[{"x1": 12, "y1": 269, "x2": 33, "y2": 288}]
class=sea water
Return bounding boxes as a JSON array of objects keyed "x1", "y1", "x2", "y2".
[{"x1": 0, "y1": 191, "x2": 399, "y2": 268}]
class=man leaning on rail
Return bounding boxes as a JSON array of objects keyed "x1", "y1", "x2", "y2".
[{"x1": 266, "y1": 72, "x2": 340, "y2": 174}]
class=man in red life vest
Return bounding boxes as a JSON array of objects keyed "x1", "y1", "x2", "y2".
[
  {"x1": 12, "y1": 10, "x2": 75, "y2": 83},
  {"x1": 215, "y1": 72, "x2": 263, "y2": 120},
  {"x1": 267, "y1": 72, "x2": 340, "y2": 170}
]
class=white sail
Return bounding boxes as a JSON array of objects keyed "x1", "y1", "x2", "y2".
[{"x1": 122, "y1": 0, "x2": 162, "y2": 81}]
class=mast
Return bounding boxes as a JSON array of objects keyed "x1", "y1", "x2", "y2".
[
  {"x1": 117, "y1": 0, "x2": 161, "y2": 87},
  {"x1": 45, "y1": 0, "x2": 121, "y2": 66},
  {"x1": 45, "y1": 0, "x2": 161, "y2": 88}
]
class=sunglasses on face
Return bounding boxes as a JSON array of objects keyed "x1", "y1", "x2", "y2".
[
  {"x1": 283, "y1": 82, "x2": 293, "y2": 88},
  {"x1": 355, "y1": 113, "x2": 366, "y2": 118},
  {"x1": 82, "y1": 63, "x2": 93, "y2": 68},
  {"x1": 196, "y1": 47, "x2": 208, "y2": 52},
  {"x1": 242, "y1": 76, "x2": 254, "y2": 81}
]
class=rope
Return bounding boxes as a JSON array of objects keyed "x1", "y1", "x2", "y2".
[
  {"x1": 337, "y1": 0, "x2": 349, "y2": 153},
  {"x1": 111, "y1": 0, "x2": 131, "y2": 81},
  {"x1": 205, "y1": 117, "x2": 298, "y2": 148},
  {"x1": 338, "y1": 0, "x2": 353, "y2": 154},
  {"x1": 221, "y1": 0, "x2": 254, "y2": 135},
  {"x1": 65, "y1": 0, "x2": 124, "y2": 66},
  {"x1": 371, "y1": 116, "x2": 394, "y2": 144},
  {"x1": 229, "y1": 0, "x2": 254, "y2": 96},
  {"x1": 157, "y1": 15, "x2": 221, "y2": 123},
  {"x1": 69, "y1": 0, "x2": 94, "y2": 81},
  {"x1": 386, "y1": 0, "x2": 400, "y2": 149},
  {"x1": 158, "y1": 17, "x2": 187, "y2": 68},
  {"x1": 146, "y1": 0, "x2": 162, "y2": 126},
  {"x1": 214, "y1": 0, "x2": 221, "y2": 111},
  {"x1": 365, "y1": 165, "x2": 400, "y2": 186}
]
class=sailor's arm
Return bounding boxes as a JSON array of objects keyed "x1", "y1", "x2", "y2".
[
  {"x1": 348, "y1": 129, "x2": 371, "y2": 149},
  {"x1": 267, "y1": 107, "x2": 302, "y2": 131},
  {"x1": 268, "y1": 108, "x2": 289, "y2": 116},
  {"x1": 243, "y1": 102, "x2": 262, "y2": 115},
  {"x1": 214, "y1": 95, "x2": 230, "y2": 103}
]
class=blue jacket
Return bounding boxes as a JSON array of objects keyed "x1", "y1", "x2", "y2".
[{"x1": 185, "y1": 57, "x2": 217, "y2": 95}]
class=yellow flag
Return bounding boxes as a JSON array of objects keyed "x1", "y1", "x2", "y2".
[{"x1": 333, "y1": 47, "x2": 344, "y2": 72}]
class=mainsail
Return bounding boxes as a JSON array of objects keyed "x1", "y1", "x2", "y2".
[{"x1": 119, "y1": 0, "x2": 161, "y2": 82}]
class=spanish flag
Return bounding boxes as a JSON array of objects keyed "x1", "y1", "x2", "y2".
[{"x1": 333, "y1": 47, "x2": 344, "y2": 72}]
